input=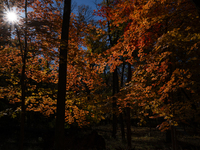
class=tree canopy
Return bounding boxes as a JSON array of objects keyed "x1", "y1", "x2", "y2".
[{"x1": 0, "y1": 0, "x2": 200, "y2": 149}]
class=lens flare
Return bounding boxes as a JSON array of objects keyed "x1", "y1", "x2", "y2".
[{"x1": 6, "y1": 11, "x2": 18, "y2": 23}]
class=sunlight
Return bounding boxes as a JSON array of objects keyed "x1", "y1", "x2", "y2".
[{"x1": 6, "y1": 11, "x2": 18, "y2": 23}]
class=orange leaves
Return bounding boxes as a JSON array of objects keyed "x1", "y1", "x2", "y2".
[
  {"x1": 157, "y1": 121, "x2": 170, "y2": 132},
  {"x1": 97, "y1": 0, "x2": 200, "y2": 131},
  {"x1": 0, "y1": 47, "x2": 22, "y2": 72},
  {"x1": 1, "y1": 0, "x2": 199, "y2": 130},
  {"x1": 0, "y1": 0, "x2": 108, "y2": 128},
  {"x1": 26, "y1": 90, "x2": 57, "y2": 117},
  {"x1": 107, "y1": 55, "x2": 123, "y2": 72}
]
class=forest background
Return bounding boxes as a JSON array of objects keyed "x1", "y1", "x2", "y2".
[{"x1": 0, "y1": 0, "x2": 200, "y2": 150}]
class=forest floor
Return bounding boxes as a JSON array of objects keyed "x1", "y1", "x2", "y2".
[
  {"x1": 0, "y1": 123, "x2": 200, "y2": 150},
  {"x1": 94, "y1": 124, "x2": 200, "y2": 150}
]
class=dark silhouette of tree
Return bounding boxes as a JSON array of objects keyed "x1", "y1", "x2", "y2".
[{"x1": 54, "y1": 0, "x2": 71, "y2": 150}]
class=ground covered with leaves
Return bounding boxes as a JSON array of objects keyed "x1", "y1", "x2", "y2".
[{"x1": 1, "y1": 122, "x2": 200, "y2": 150}]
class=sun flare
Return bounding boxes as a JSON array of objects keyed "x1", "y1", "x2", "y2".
[{"x1": 6, "y1": 11, "x2": 18, "y2": 23}]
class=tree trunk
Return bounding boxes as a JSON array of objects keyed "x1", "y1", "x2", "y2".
[
  {"x1": 120, "y1": 60, "x2": 125, "y2": 142},
  {"x1": 112, "y1": 68, "x2": 119, "y2": 138},
  {"x1": 169, "y1": 55, "x2": 177, "y2": 150},
  {"x1": 171, "y1": 125, "x2": 177, "y2": 150},
  {"x1": 166, "y1": 129, "x2": 171, "y2": 143},
  {"x1": 192, "y1": 0, "x2": 200, "y2": 16},
  {"x1": 105, "y1": 0, "x2": 119, "y2": 139},
  {"x1": 19, "y1": 0, "x2": 28, "y2": 149},
  {"x1": 119, "y1": 113, "x2": 125, "y2": 142},
  {"x1": 126, "y1": 63, "x2": 132, "y2": 148},
  {"x1": 54, "y1": 0, "x2": 71, "y2": 150}
]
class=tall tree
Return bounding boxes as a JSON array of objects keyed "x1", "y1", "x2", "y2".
[
  {"x1": 96, "y1": 0, "x2": 200, "y2": 149},
  {"x1": 54, "y1": 0, "x2": 71, "y2": 150},
  {"x1": 0, "y1": 0, "x2": 105, "y2": 132},
  {"x1": 19, "y1": 0, "x2": 28, "y2": 148},
  {"x1": 0, "y1": 1, "x2": 11, "y2": 48},
  {"x1": 111, "y1": 0, "x2": 200, "y2": 135}
]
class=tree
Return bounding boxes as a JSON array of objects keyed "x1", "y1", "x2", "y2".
[
  {"x1": 54, "y1": 0, "x2": 71, "y2": 149},
  {"x1": 25, "y1": 0, "x2": 106, "y2": 127},
  {"x1": 96, "y1": 0, "x2": 200, "y2": 149},
  {"x1": 95, "y1": 0, "x2": 134, "y2": 146},
  {"x1": 0, "y1": 1, "x2": 11, "y2": 48},
  {"x1": 1, "y1": 0, "x2": 29, "y2": 149},
  {"x1": 0, "y1": 0, "x2": 106, "y2": 138}
]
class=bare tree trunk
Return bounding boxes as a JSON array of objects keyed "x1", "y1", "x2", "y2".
[{"x1": 54, "y1": 0, "x2": 71, "y2": 150}]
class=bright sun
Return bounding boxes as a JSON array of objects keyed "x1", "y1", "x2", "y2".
[{"x1": 6, "y1": 11, "x2": 18, "y2": 23}]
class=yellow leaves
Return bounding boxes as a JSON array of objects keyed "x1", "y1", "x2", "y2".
[
  {"x1": 164, "y1": 114, "x2": 173, "y2": 120},
  {"x1": 187, "y1": 74, "x2": 192, "y2": 79},
  {"x1": 65, "y1": 104, "x2": 90, "y2": 126},
  {"x1": 185, "y1": 26, "x2": 191, "y2": 31}
]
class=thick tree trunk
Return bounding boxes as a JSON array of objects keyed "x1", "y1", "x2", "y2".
[{"x1": 54, "y1": 0, "x2": 71, "y2": 150}]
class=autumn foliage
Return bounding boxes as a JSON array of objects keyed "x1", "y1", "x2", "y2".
[
  {"x1": 0, "y1": 0, "x2": 200, "y2": 133},
  {"x1": 95, "y1": 0, "x2": 200, "y2": 131}
]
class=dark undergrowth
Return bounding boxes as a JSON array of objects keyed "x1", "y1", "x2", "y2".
[
  {"x1": 94, "y1": 125, "x2": 200, "y2": 150},
  {"x1": 0, "y1": 123, "x2": 200, "y2": 150}
]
